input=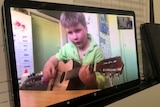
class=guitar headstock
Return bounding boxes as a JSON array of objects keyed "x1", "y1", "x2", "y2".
[{"x1": 95, "y1": 56, "x2": 124, "y2": 75}]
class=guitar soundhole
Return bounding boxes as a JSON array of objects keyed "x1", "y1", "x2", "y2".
[{"x1": 60, "y1": 72, "x2": 65, "y2": 83}]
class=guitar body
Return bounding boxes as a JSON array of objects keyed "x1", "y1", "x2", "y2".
[
  {"x1": 48, "y1": 60, "x2": 82, "y2": 91},
  {"x1": 48, "y1": 60, "x2": 73, "y2": 91}
]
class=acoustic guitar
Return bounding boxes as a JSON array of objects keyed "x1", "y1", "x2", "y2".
[{"x1": 48, "y1": 56, "x2": 124, "y2": 91}]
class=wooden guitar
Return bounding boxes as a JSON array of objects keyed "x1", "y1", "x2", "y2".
[{"x1": 48, "y1": 56, "x2": 124, "y2": 91}]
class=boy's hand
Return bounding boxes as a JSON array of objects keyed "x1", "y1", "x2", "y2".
[
  {"x1": 42, "y1": 60, "x2": 56, "y2": 82},
  {"x1": 79, "y1": 65, "x2": 98, "y2": 89},
  {"x1": 42, "y1": 56, "x2": 58, "y2": 83}
]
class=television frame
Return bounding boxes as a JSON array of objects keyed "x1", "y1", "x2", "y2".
[{"x1": 2, "y1": 0, "x2": 140, "y2": 107}]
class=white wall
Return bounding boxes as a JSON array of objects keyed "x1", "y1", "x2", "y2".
[
  {"x1": 154, "y1": 0, "x2": 160, "y2": 23},
  {"x1": 0, "y1": 0, "x2": 151, "y2": 107}
]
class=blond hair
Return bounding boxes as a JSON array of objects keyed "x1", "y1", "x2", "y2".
[{"x1": 60, "y1": 12, "x2": 87, "y2": 28}]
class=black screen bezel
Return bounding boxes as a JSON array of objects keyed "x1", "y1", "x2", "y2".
[{"x1": 2, "y1": 0, "x2": 140, "y2": 107}]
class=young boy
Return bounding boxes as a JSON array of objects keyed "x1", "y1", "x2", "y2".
[{"x1": 43, "y1": 12, "x2": 107, "y2": 89}]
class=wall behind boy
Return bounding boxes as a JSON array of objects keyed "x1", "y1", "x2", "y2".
[{"x1": 0, "y1": 0, "x2": 150, "y2": 107}]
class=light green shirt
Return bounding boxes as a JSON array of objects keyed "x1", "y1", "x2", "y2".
[{"x1": 55, "y1": 34, "x2": 107, "y2": 89}]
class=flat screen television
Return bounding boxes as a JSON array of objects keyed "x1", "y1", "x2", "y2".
[{"x1": 2, "y1": 0, "x2": 140, "y2": 107}]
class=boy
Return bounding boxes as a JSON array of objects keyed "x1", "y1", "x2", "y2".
[{"x1": 43, "y1": 12, "x2": 107, "y2": 89}]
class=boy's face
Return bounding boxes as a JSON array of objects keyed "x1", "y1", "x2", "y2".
[{"x1": 65, "y1": 23, "x2": 88, "y2": 49}]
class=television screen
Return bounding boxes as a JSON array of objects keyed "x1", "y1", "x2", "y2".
[{"x1": 2, "y1": 0, "x2": 140, "y2": 107}]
